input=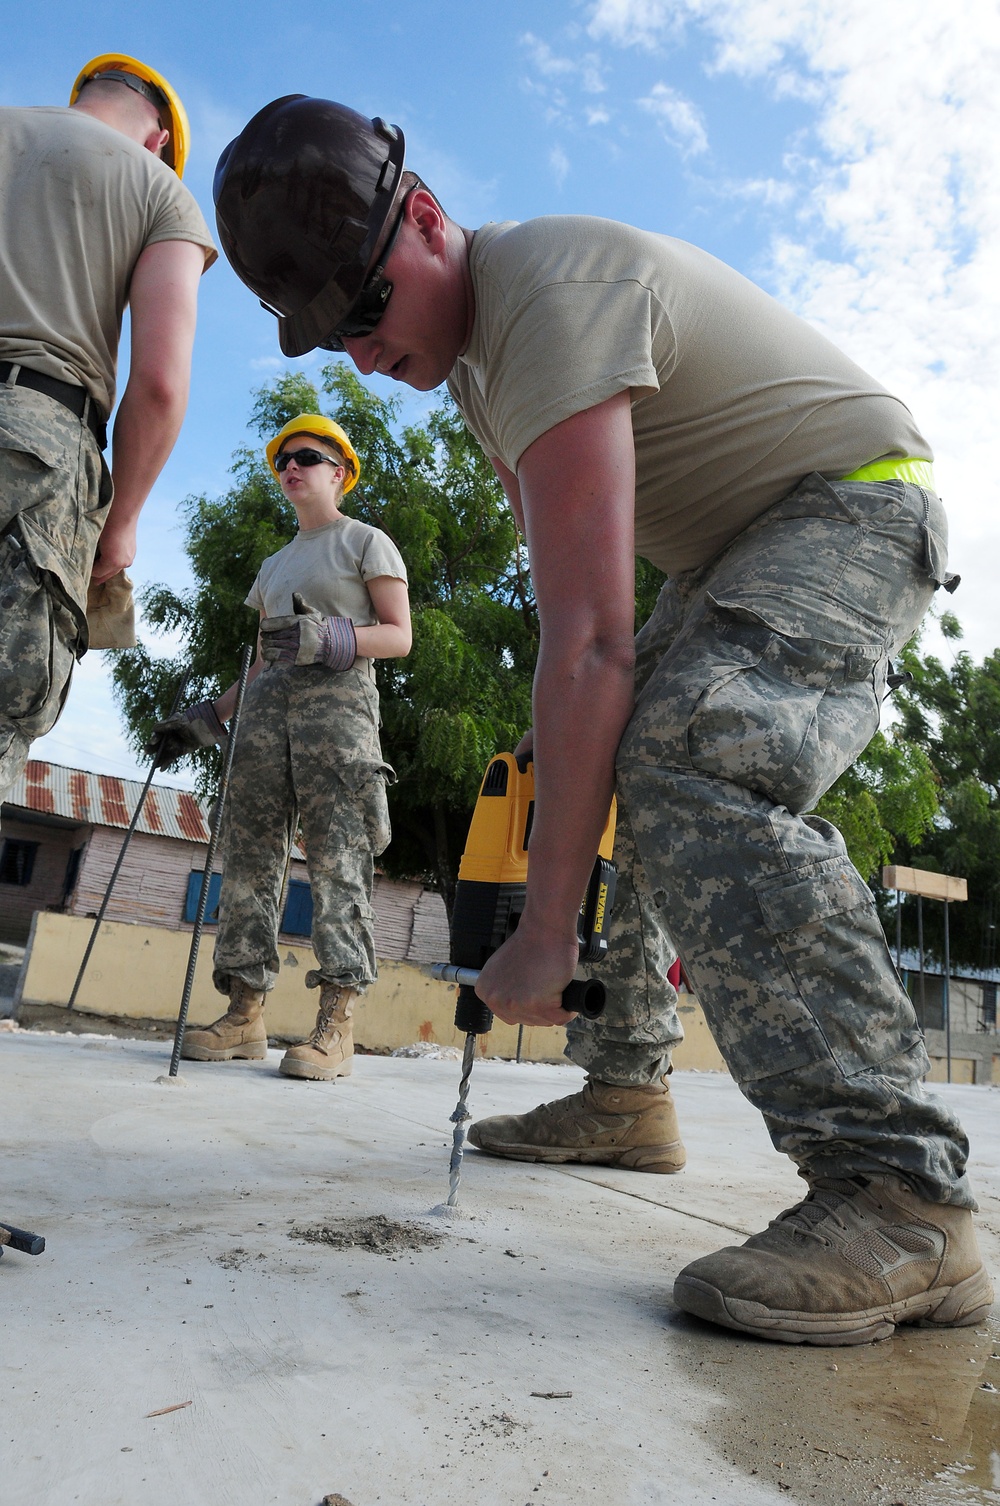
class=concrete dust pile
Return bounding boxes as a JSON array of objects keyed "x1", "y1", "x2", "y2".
[
  {"x1": 213, "y1": 1247, "x2": 267, "y2": 1270},
  {"x1": 289, "y1": 1214, "x2": 444, "y2": 1255}
]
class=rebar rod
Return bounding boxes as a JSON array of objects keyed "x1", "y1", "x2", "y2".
[{"x1": 168, "y1": 645, "x2": 253, "y2": 1077}]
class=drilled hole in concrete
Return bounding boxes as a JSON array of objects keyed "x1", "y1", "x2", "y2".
[
  {"x1": 288, "y1": 1215, "x2": 444, "y2": 1255},
  {"x1": 213, "y1": 1247, "x2": 266, "y2": 1270}
]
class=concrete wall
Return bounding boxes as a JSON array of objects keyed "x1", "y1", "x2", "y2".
[
  {"x1": 923, "y1": 1029, "x2": 999, "y2": 1085},
  {"x1": 13, "y1": 910, "x2": 728, "y2": 1071},
  {"x1": 902, "y1": 971, "x2": 995, "y2": 1036}
]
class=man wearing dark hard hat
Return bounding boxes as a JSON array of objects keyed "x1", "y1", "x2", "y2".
[
  {"x1": 0, "y1": 55, "x2": 217, "y2": 798},
  {"x1": 213, "y1": 97, "x2": 992, "y2": 1347}
]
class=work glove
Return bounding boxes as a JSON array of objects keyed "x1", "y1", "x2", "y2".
[
  {"x1": 260, "y1": 592, "x2": 357, "y2": 672},
  {"x1": 86, "y1": 569, "x2": 136, "y2": 650},
  {"x1": 146, "y1": 700, "x2": 229, "y2": 770}
]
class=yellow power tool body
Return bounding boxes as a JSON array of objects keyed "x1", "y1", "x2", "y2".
[{"x1": 446, "y1": 753, "x2": 617, "y2": 1034}]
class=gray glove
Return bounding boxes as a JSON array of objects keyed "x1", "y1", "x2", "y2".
[
  {"x1": 147, "y1": 700, "x2": 228, "y2": 770},
  {"x1": 260, "y1": 592, "x2": 357, "y2": 672}
]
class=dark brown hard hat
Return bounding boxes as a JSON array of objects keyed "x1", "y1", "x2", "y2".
[{"x1": 214, "y1": 95, "x2": 405, "y2": 357}]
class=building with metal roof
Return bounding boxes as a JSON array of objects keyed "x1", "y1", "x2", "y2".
[
  {"x1": 5, "y1": 759, "x2": 212, "y2": 844},
  {"x1": 1, "y1": 760, "x2": 448, "y2": 969}
]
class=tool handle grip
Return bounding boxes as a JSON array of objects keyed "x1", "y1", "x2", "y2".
[
  {"x1": 432, "y1": 964, "x2": 605, "y2": 1020},
  {"x1": 560, "y1": 978, "x2": 606, "y2": 1018},
  {"x1": 0, "y1": 1223, "x2": 45, "y2": 1255}
]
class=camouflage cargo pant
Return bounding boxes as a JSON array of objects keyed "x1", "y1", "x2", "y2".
[
  {"x1": 570, "y1": 473, "x2": 973, "y2": 1207},
  {"x1": 212, "y1": 661, "x2": 393, "y2": 997},
  {"x1": 0, "y1": 385, "x2": 108, "y2": 800}
]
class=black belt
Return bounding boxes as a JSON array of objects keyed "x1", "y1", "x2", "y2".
[{"x1": 0, "y1": 362, "x2": 108, "y2": 450}]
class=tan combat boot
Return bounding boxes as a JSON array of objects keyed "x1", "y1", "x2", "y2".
[
  {"x1": 279, "y1": 985, "x2": 355, "y2": 1081},
  {"x1": 673, "y1": 1174, "x2": 995, "y2": 1346},
  {"x1": 467, "y1": 1075, "x2": 686, "y2": 1173},
  {"x1": 181, "y1": 980, "x2": 267, "y2": 1061}
]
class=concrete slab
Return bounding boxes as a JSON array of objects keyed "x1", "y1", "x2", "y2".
[{"x1": 2, "y1": 1032, "x2": 998, "y2": 1506}]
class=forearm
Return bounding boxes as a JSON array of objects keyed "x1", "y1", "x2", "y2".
[
  {"x1": 524, "y1": 639, "x2": 635, "y2": 941},
  {"x1": 107, "y1": 373, "x2": 189, "y2": 528},
  {"x1": 353, "y1": 621, "x2": 412, "y2": 659},
  {"x1": 92, "y1": 239, "x2": 204, "y2": 584}
]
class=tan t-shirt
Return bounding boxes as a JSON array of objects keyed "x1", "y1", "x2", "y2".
[
  {"x1": 246, "y1": 515, "x2": 408, "y2": 661},
  {"x1": 447, "y1": 217, "x2": 931, "y2": 574},
  {"x1": 0, "y1": 107, "x2": 217, "y2": 417}
]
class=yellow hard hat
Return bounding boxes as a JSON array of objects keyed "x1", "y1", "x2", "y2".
[
  {"x1": 70, "y1": 53, "x2": 190, "y2": 178},
  {"x1": 266, "y1": 415, "x2": 361, "y2": 494}
]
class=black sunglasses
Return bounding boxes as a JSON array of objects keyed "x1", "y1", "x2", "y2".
[
  {"x1": 324, "y1": 200, "x2": 409, "y2": 351},
  {"x1": 274, "y1": 447, "x2": 344, "y2": 474}
]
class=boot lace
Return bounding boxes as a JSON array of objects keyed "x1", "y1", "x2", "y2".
[
  {"x1": 769, "y1": 1177, "x2": 868, "y2": 1244},
  {"x1": 310, "y1": 988, "x2": 349, "y2": 1045}
]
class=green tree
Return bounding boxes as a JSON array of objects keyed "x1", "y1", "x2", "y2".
[
  {"x1": 884, "y1": 615, "x2": 1000, "y2": 968},
  {"x1": 813, "y1": 731, "x2": 939, "y2": 883}
]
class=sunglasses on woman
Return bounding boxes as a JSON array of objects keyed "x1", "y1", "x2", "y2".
[{"x1": 274, "y1": 448, "x2": 345, "y2": 474}]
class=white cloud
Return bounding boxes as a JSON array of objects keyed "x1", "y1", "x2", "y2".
[
  {"x1": 550, "y1": 144, "x2": 571, "y2": 187},
  {"x1": 638, "y1": 81, "x2": 708, "y2": 155},
  {"x1": 519, "y1": 31, "x2": 608, "y2": 132},
  {"x1": 522, "y1": 32, "x2": 578, "y2": 77},
  {"x1": 727, "y1": 176, "x2": 796, "y2": 207},
  {"x1": 589, "y1": 0, "x2": 1000, "y2": 658},
  {"x1": 587, "y1": 0, "x2": 684, "y2": 50}
]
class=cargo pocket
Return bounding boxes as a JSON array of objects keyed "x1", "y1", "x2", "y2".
[
  {"x1": 0, "y1": 534, "x2": 76, "y2": 734},
  {"x1": 686, "y1": 595, "x2": 885, "y2": 813},
  {"x1": 339, "y1": 761, "x2": 394, "y2": 855},
  {"x1": 754, "y1": 853, "x2": 921, "y2": 1077},
  {"x1": 0, "y1": 416, "x2": 62, "y2": 473},
  {"x1": 922, "y1": 516, "x2": 959, "y2": 594},
  {"x1": 622, "y1": 595, "x2": 769, "y2": 774}
]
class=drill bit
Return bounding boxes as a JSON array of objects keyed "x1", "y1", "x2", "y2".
[
  {"x1": 431, "y1": 963, "x2": 605, "y2": 1208},
  {"x1": 446, "y1": 1031, "x2": 478, "y2": 1207}
]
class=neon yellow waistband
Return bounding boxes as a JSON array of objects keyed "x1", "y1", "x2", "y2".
[{"x1": 840, "y1": 457, "x2": 935, "y2": 488}]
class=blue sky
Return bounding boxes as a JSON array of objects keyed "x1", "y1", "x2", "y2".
[{"x1": 6, "y1": 0, "x2": 999, "y2": 783}]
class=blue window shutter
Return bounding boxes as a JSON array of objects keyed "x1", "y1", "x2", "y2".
[
  {"x1": 183, "y1": 870, "x2": 222, "y2": 924},
  {"x1": 281, "y1": 879, "x2": 313, "y2": 937}
]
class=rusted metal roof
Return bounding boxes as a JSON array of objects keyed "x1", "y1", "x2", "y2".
[{"x1": 4, "y1": 760, "x2": 213, "y2": 844}]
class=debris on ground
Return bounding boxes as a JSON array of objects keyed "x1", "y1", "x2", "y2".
[
  {"x1": 321, "y1": 1495, "x2": 355, "y2": 1506},
  {"x1": 479, "y1": 1411, "x2": 525, "y2": 1437},
  {"x1": 289, "y1": 1214, "x2": 444, "y2": 1255},
  {"x1": 391, "y1": 1041, "x2": 462, "y2": 1060},
  {"x1": 213, "y1": 1247, "x2": 267, "y2": 1269}
]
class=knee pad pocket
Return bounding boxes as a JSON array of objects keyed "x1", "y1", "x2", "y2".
[{"x1": 754, "y1": 856, "x2": 923, "y2": 1078}]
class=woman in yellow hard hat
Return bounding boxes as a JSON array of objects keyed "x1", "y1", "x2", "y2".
[{"x1": 153, "y1": 416, "x2": 411, "y2": 1079}]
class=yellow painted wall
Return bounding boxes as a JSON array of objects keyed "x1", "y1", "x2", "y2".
[
  {"x1": 926, "y1": 1056, "x2": 978, "y2": 1085},
  {"x1": 17, "y1": 910, "x2": 729, "y2": 1070}
]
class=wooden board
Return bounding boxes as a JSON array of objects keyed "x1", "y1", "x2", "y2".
[{"x1": 882, "y1": 865, "x2": 968, "y2": 902}]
